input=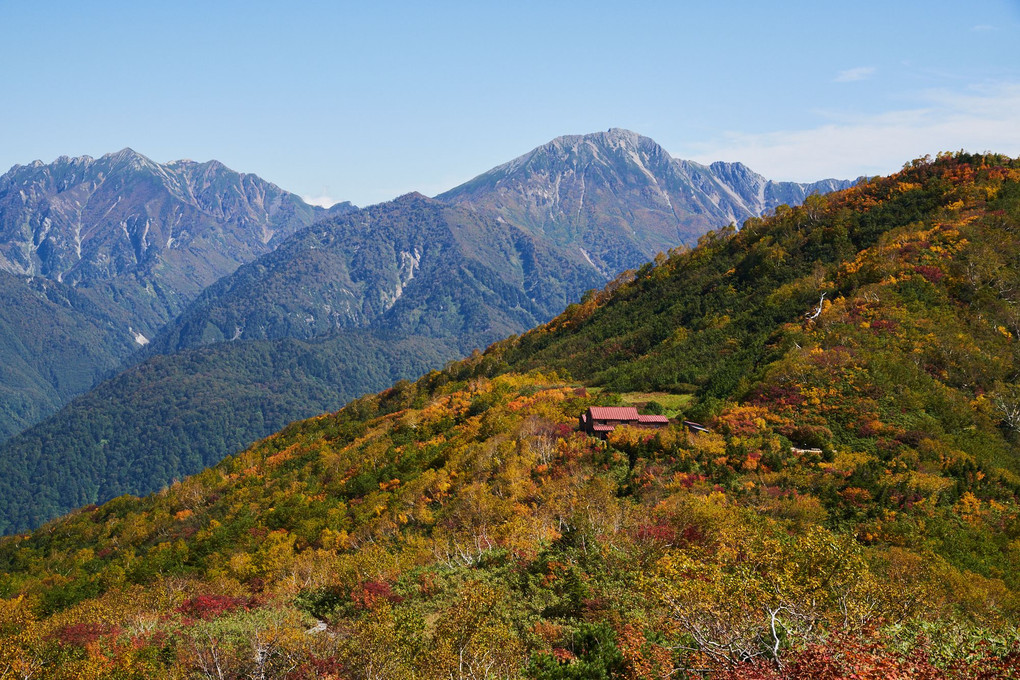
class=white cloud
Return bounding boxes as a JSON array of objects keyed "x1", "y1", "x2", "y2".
[
  {"x1": 684, "y1": 81, "x2": 1020, "y2": 182},
  {"x1": 302, "y1": 194, "x2": 338, "y2": 208},
  {"x1": 834, "y1": 66, "x2": 876, "y2": 82}
]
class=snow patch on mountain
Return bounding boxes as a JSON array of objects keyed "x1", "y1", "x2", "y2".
[{"x1": 129, "y1": 327, "x2": 149, "y2": 346}]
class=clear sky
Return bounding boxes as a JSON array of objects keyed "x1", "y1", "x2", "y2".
[{"x1": 2, "y1": 1, "x2": 1018, "y2": 207}]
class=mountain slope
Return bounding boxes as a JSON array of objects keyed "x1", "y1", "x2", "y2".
[
  {"x1": 149, "y1": 193, "x2": 603, "y2": 355},
  {"x1": 0, "y1": 151, "x2": 352, "y2": 441},
  {"x1": 0, "y1": 132, "x2": 855, "y2": 535},
  {"x1": 0, "y1": 272, "x2": 135, "y2": 439},
  {"x1": 0, "y1": 153, "x2": 1018, "y2": 678},
  {"x1": 479, "y1": 166, "x2": 956, "y2": 399}
]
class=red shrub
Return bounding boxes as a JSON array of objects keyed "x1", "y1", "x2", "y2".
[
  {"x1": 750, "y1": 384, "x2": 805, "y2": 408},
  {"x1": 635, "y1": 522, "x2": 678, "y2": 545},
  {"x1": 293, "y1": 655, "x2": 351, "y2": 680},
  {"x1": 350, "y1": 581, "x2": 403, "y2": 610},
  {"x1": 177, "y1": 594, "x2": 249, "y2": 620},
  {"x1": 679, "y1": 525, "x2": 706, "y2": 546},
  {"x1": 51, "y1": 622, "x2": 119, "y2": 647},
  {"x1": 913, "y1": 265, "x2": 945, "y2": 283}
]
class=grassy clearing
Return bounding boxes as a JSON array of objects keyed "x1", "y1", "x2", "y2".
[{"x1": 619, "y1": 391, "x2": 692, "y2": 416}]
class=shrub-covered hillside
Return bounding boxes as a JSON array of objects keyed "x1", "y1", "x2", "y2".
[{"x1": 2, "y1": 153, "x2": 1020, "y2": 678}]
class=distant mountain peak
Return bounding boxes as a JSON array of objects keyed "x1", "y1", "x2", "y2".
[
  {"x1": 437, "y1": 129, "x2": 854, "y2": 260},
  {"x1": 0, "y1": 153, "x2": 345, "y2": 333},
  {"x1": 519, "y1": 128, "x2": 664, "y2": 166},
  {"x1": 104, "y1": 147, "x2": 143, "y2": 160},
  {"x1": 546, "y1": 127, "x2": 648, "y2": 147},
  {"x1": 103, "y1": 148, "x2": 169, "y2": 175},
  {"x1": 393, "y1": 191, "x2": 431, "y2": 202}
]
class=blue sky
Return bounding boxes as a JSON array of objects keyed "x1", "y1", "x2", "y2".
[{"x1": 1, "y1": 1, "x2": 1018, "y2": 207}]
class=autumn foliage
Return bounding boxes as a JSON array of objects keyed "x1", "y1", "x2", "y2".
[{"x1": 2, "y1": 153, "x2": 1020, "y2": 677}]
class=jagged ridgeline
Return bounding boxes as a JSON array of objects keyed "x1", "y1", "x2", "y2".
[{"x1": 2, "y1": 153, "x2": 1020, "y2": 677}]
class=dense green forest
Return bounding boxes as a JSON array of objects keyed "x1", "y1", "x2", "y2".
[
  {"x1": 0, "y1": 271, "x2": 137, "y2": 441},
  {"x1": 2, "y1": 153, "x2": 1020, "y2": 678},
  {"x1": 0, "y1": 331, "x2": 460, "y2": 535}
]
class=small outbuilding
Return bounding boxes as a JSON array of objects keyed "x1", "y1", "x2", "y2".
[{"x1": 682, "y1": 420, "x2": 711, "y2": 434}]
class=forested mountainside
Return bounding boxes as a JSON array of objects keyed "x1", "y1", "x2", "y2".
[
  {"x1": 0, "y1": 331, "x2": 461, "y2": 535},
  {"x1": 2, "y1": 153, "x2": 1019, "y2": 678},
  {"x1": 147, "y1": 193, "x2": 605, "y2": 354},
  {"x1": 0, "y1": 131, "x2": 856, "y2": 535},
  {"x1": 0, "y1": 272, "x2": 136, "y2": 439},
  {"x1": 0, "y1": 150, "x2": 351, "y2": 442}
]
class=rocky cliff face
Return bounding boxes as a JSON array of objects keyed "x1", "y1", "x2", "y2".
[{"x1": 699, "y1": 159, "x2": 860, "y2": 222}]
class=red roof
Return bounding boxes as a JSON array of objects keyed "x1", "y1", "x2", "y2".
[
  {"x1": 587, "y1": 406, "x2": 639, "y2": 420},
  {"x1": 637, "y1": 414, "x2": 669, "y2": 424},
  {"x1": 592, "y1": 424, "x2": 616, "y2": 432}
]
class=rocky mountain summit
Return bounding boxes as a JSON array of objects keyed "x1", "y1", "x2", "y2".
[
  {"x1": 0, "y1": 149, "x2": 353, "y2": 335},
  {"x1": 439, "y1": 128, "x2": 857, "y2": 274}
]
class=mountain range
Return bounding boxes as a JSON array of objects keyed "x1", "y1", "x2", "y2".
[
  {"x1": 439, "y1": 128, "x2": 853, "y2": 273},
  {"x1": 0, "y1": 148, "x2": 354, "y2": 331},
  {"x1": 0, "y1": 150, "x2": 354, "y2": 440},
  {"x1": 0, "y1": 129, "x2": 856, "y2": 533},
  {"x1": 153, "y1": 129, "x2": 857, "y2": 356},
  {"x1": 0, "y1": 152, "x2": 1017, "y2": 677}
]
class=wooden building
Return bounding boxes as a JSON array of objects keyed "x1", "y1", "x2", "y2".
[{"x1": 578, "y1": 406, "x2": 669, "y2": 438}]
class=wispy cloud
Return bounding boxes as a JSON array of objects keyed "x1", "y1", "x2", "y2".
[
  {"x1": 971, "y1": 24, "x2": 996, "y2": 32},
  {"x1": 685, "y1": 81, "x2": 1020, "y2": 182},
  {"x1": 302, "y1": 194, "x2": 337, "y2": 208},
  {"x1": 834, "y1": 66, "x2": 876, "y2": 83}
]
